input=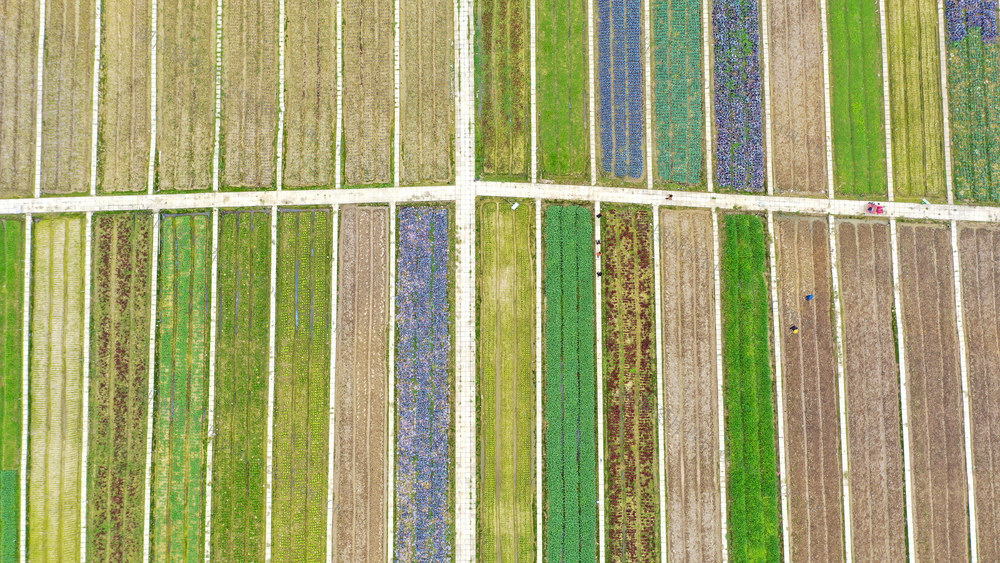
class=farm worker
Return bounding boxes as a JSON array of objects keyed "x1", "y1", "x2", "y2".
[
  {"x1": 805, "y1": 294, "x2": 814, "y2": 301},
  {"x1": 597, "y1": 251, "x2": 602, "y2": 257},
  {"x1": 597, "y1": 271, "x2": 602, "y2": 277},
  {"x1": 790, "y1": 325, "x2": 799, "y2": 334}
]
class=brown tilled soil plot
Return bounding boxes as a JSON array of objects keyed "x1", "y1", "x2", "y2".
[
  {"x1": 98, "y1": 0, "x2": 150, "y2": 193},
  {"x1": 898, "y1": 222, "x2": 970, "y2": 562},
  {"x1": 957, "y1": 224, "x2": 1000, "y2": 561},
  {"x1": 399, "y1": 0, "x2": 454, "y2": 185},
  {"x1": 333, "y1": 206, "x2": 389, "y2": 561},
  {"x1": 767, "y1": 0, "x2": 827, "y2": 195},
  {"x1": 835, "y1": 219, "x2": 907, "y2": 561},
  {"x1": 283, "y1": 0, "x2": 336, "y2": 188},
  {"x1": 0, "y1": 0, "x2": 38, "y2": 197},
  {"x1": 343, "y1": 0, "x2": 394, "y2": 186},
  {"x1": 658, "y1": 208, "x2": 722, "y2": 561},
  {"x1": 221, "y1": 0, "x2": 278, "y2": 189},
  {"x1": 156, "y1": 0, "x2": 215, "y2": 191},
  {"x1": 774, "y1": 215, "x2": 844, "y2": 560},
  {"x1": 40, "y1": 0, "x2": 96, "y2": 195}
]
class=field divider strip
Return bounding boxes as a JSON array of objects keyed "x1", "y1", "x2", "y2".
[
  {"x1": 766, "y1": 210, "x2": 790, "y2": 562},
  {"x1": 325, "y1": 204, "x2": 339, "y2": 563},
  {"x1": 334, "y1": 0, "x2": 343, "y2": 189},
  {"x1": 950, "y1": 220, "x2": 979, "y2": 560},
  {"x1": 141, "y1": 212, "x2": 161, "y2": 562},
  {"x1": 819, "y1": 0, "x2": 834, "y2": 200},
  {"x1": 588, "y1": 0, "x2": 596, "y2": 185},
  {"x1": 147, "y1": 0, "x2": 158, "y2": 195},
  {"x1": 212, "y1": 0, "x2": 222, "y2": 192},
  {"x1": 88, "y1": 0, "x2": 102, "y2": 196},
  {"x1": 530, "y1": 0, "x2": 537, "y2": 183},
  {"x1": 710, "y1": 209, "x2": 727, "y2": 561},
  {"x1": 877, "y1": 0, "x2": 894, "y2": 201},
  {"x1": 702, "y1": 0, "x2": 713, "y2": 193},
  {"x1": 32, "y1": 0, "x2": 46, "y2": 198},
  {"x1": 643, "y1": 0, "x2": 653, "y2": 189},
  {"x1": 18, "y1": 214, "x2": 32, "y2": 563},
  {"x1": 387, "y1": 201, "x2": 397, "y2": 563},
  {"x1": 80, "y1": 212, "x2": 94, "y2": 560},
  {"x1": 651, "y1": 206, "x2": 667, "y2": 562},
  {"x1": 453, "y1": 191, "x2": 475, "y2": 559},
  {"x1": 760, "y1": 0, "x2": 774, "y2": 195},
  {"x1": 203, "y1": 208, "x2": 220, "y2": 562},
  {"x1": 594, "y1": 201, "x2": 605, "y2": 563},
  {"x1": 935, "y1": 0, "x2": 954, "y2": 204},
  {"x1": 454, "y1": 0, "x2": 473, "y2": 184},
  {"x1": 534, "y1": 199, "x2": 542, "y2": 563},
  {"x1": 393, "y1": 0, "x2": 400, "y2": 187},
  {"x1": 264, "y1": 206, "x2": 278, "y2": 561},
  {"x1": 276, "y1": 0, "x2": 286, "y2": 191}
]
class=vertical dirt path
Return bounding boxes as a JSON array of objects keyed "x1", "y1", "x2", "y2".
[{"x1": 0, "y1": 0, "x2": 39, "y2": 196}]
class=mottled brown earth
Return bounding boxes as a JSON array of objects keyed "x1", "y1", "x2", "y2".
[{"x1": 0, "y1": 0, "x2": 38, "y2": 197}]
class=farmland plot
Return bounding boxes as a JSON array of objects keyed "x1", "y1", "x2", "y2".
[
  {"x1": 0, "y1": 0, "x2": 38, "y2": 197},
  {"x1": 333, "y1": 206, "x2": 388, "y2": 560},
  {"x1": 596, "y1": 0, "x2": 646, "y2": 182},
  {"x1": 40, "y1": 0, "x2": 96, "y2": 195},
  {"x1": 150, "y1": 213, "x2": 212, "y2": 561},
  {"x1": 475, "y1": 0, "x2": 530, "y2": 180},
  {"x1": 97, "y1": 0, "x2": 150, "y2": 193},
  {"x1": 273, "y1": 209, "x2": 331, "y2": 560},
  {"x1": 657, "y1": 208, "x2": 721, "y2": 560},
  {"x1": 543, "y1": 205, "x2": 597, "y2": 561},
  {"x1": 835, "y1": 219, "x2": 906, "y2": 561},
  {"x1": 86, "y1": 213, "x2": 152, "y2": 562},
  {"x1": 897, "y1": 222, "x2": 970, "y2": 561},
  {"x1": 212, "y1": 209, "x2": 270, "y2": 560},
  {"x1": 0, "y1": 218, "x2": 23, "y2": 560},
  {"x1": 221, "y1": 0, "x2": 278, "y2": 189},
  {"x1": 827, "y1": 0, "x2": 888, "y2": 197},
  {"x1": 155, "y1": 0, "x2": 215, "y2": 191},
  {"x1": 774, "y1": 215, "x2": 844, "y2": 560},
  {"x1": 396, "y1": 206, "x2": 453, "y2": 560},
  {"x1": 651, "y1": 0, "x2": 703, "y2": 187},
  {"x1": 886, "y1": 0, "x2": 946, "y2": 199},
  {"x1": 283, "y1": 0, "x2": 336, "y2": 188},
  {"x1": 477, "y1": 199, "x2": 535, "y2": 561},
  {"x1": 400, "y1": 0, "x2": 455, "y2": 185},
  {"x1": 601, "y1": 205, "x2": 659, "y2": 560},
  {"x1": 343, "y1": 0, "x2": 394, "y2": 187},
  {"x1": 27, "y1": 216, "x2": 85, "y2": 560}
]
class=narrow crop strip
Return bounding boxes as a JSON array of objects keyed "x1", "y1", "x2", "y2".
[{"x1": 597, "y1": 0, "x2": 646, "y2": 180}]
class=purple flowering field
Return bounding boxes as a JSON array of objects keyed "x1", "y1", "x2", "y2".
[{"x1": 947, "y1": 0, "x2": 998, "y2": 41}]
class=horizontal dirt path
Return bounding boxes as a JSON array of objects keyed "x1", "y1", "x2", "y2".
[{"x1": 0, "y1": 0, "x2": 38, "y2": 197}]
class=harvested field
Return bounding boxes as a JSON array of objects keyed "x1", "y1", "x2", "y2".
[
  {"x1": 333, "y1": 206, "x2": 388, "y2": 561},
  {"x1": 596, "y1": 0, "x2": 645, "y2": 182},
  {"x1": 601, "y1": 205, "x2": 658, "y2": 560},
  {"x1": 343, "y1": 0, "x2": 394, "y2": 187},
  {"x1": 283, "y1": 0, "x2": 336, "y2": 188},
  {"x1": 27, "y1": 216, "x2": 85, "y2": 560},
  {"x1": 897, "y1": 222, "x2": 970, "y2": 561},
  {"x1": 475, "y1": 0, "x2": 530, "y2": 180},
  {"x1": 221, "y1": 0, "x2": 278, "y2": 189},
  {"x1": 400, "y1": 0, "x2": 455, "y2": 185},
  {"x1": 476, "y1": 199, "x2": 535, "y2": 561},
  {"x1": 835, "y1": 219, "x2": 906, "y2": 561},
  {"x1": 657, "y1": 208, "x2": 721, "y2": 560},
  {"x1": 0, "y1": 1, "x2": 38, "y2": 197},
  {"x1": 87, "y1": 212, "x2": 152, "y2": 561},
  {"x1": 0, "y1": 218, "x2": 24, "y2": 560},
  {"x1": 273, "y1": 209, "x2": 332, "y2": 560},
  {"x1": 957, "y1": 223, "x2": 1000, "y2": 561},
  {"x1": 155, "y1": 0, "x2": 215, "y2": 191},
  {"x1": 40, "y1": 0, "x2": 96, "y2": 195},
  {"x1": 150, "y1": 213, "x2": 212, "y2": 561},
  {"x1": 886, "y1": 0, "x2": 946, "y2": 200},
  {"x1": 767, "y1": 1, "x2": 827, "y2": 195},
  {"x1": 212, "y1": 209, "x2": 270, "y2": 560},
  {"x1": 774, "y1": 215, "x2": 843, "y2": 560},
  {"x1": 97, "y1": 0, "x2": 150, "y2": 193}
]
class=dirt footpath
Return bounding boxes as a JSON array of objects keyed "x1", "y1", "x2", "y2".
[
  {"x1": 333, "y1": 206, "x2": 389, "y2": 561},
  {"x1": 767, "y1": 0, "x2": 828, "y2": 194},
  {"x1": 958, "y1": 223, "x2": 1000, "y2": 561},
  {"x1": 835, "y1": 219, "x2": 907, "y2": 561},
  {"x1": 658, "y1": 208, "x2": 722, "y2": 561},
  {"x1": 898, "y1": 222, "x2": 970, "y2": 562},
  {"x1": 0, "y1": 0, "x2": 38, "y2": 197},
  {"x1": 774, "y1": 215, "x2": 844, "y2": 560}
]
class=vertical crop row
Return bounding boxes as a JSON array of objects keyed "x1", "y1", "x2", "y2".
[
  {"x1": 598, "y1": 0, "x2": 646, "y2": 180},
  {"x1": 0, "y1": 218, "x2": 23, "y2": 561}
]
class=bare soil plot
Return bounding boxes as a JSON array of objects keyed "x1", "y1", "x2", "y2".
[
  {"x1": 97, "y1": 0, "x2": 150, "y2": 193},
  {"x1": 220, "y1": 0, "x2": 278, "y2": 189},
  {"x1": 40, "y1": 0, "x2": 96, "y2": 195},
  {"x1": 658, "y1": 208, "x2": 721, "y2": 561},
  {"x1": 835, "y1": 219, "x2": 906, "y2": 561},
  {"x1": 333, "y1": 206, "x2": 388, "y2": 561},
  {"x1": 774, "y1": 215, "x2": 844, "y2": 560},
  {"x1": 399, "y1": 0, "x2": 454, "y2": 185},
  {"x1": 0, "y1": 0, "x2": 38, "y2": 197},
  {"x1": 156, "y1": 0, "x2": 215, "y2": 191},
  {"x1": 283, "y1": 0, "x2": 336, "y2": 188},
  {"x1": 897, "y1": 222, "x2": 970, "y2": 561},
  {"x1": 27, "y1": 216, "x2": 86, "y2": 559},
  {"x1": 343, "y1": 0, "x2": 394, "y2": 187},
  {"x1": 767, "y1": 0, "x2": 827, "y2": 195},
  {"x1": 957, "y1": 223, "x2": 1000, "y2": 561}
]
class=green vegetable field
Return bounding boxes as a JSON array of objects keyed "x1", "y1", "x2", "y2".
[
  {"x1": 477, "y1": 198, "x2": 535, "y2": 562},
  {"x1": 827, "y1": 0, "x2": 887, "y2": 197},
  {"x1": 948, "y1": 28, "x2": 1000, "y2": 202},
  {"x1": 720, "y1": 213, "x2": 780, "y2": 561},
  {"x1": 273, "y1": 209, "x2": 332, "y2": 560},
  {"x1": 543, "y1": 204, "x2": 597, "y2": 562},
  {"x1": 151, "y1": 213, "x2": 212, "y2": 561},
  {"x1": 212, "y1": 209, "x2": 270, "y2": 560},
  {"x1": 0, "y1": 218, "x2": 23, "y2": 562}
]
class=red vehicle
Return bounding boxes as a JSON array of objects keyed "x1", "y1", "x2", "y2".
[{"x1": 866, "y1": 202, "x2": 885, "y2": 215}]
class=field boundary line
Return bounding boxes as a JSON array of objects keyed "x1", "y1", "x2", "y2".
[
  {"x1": 203, "y1": 208, "x2": 220, "y2": 562},
  {"x1": 534, "y1": 199, "x2": 542, "y2": 563},
  {"x1": 760, "y1": 0, "x2": 774, "y2": 196},
  {"x1": 454, "y1": 0, "x2": 473, "y2": 184},
  {"x1": 334, "y1": 0, "x2": 343, "y2": 189},
  {"x1": 702, "y1": 0, "x2": 713, "y2": 193},
  {"x1": 453, "y1": 189, "x2": 476, "y2": 559},
  {"x1": 264, "y1": 207, "x2": 278, "y2": 561},
  {"x1": 141, "y1": 212, "x2": 161, "y2": 562},
  {"x1": 651, "y1": 206, "x2": 667, "y2": 562},
  {"x1": 393, "y1": 0, "x2": 400, "y2": 187},
  {"x1": 936, "y1": 0, "x2": 954, "y2": 204},
  {"x1": 766, "y1": 211, "x2": 790, "y2": 563},
  {"x1": 147, "y1": 0, "x2": 158, "y2": 195},
  {"x1": 643, "y1": 0, "x2": 653, "y2": 189},
  {"x1": 18, "y1": 215, "x2": 32, "y2": 563},
  {"x1": 387, "y1": 202, "x2": 397, "y2": 563},
  {"x1": 710, "y1": 209, "x2": 727, "y2": 561},
  {"x1": 32, "y1": 0, "x2": 46, "y2": 198},
  {"x1": 325, "y1": 204, "x2": 339, "y2": 563},
  {"x1": 276, "y1": 0, "x2": 286, "y2": 191},
  {"x1": 212, "y1": 0, "x2": 222, "y2": 192},
  {"x1": 80, "y1": 212, "x2": 94, "y2": 561},
  {"x1": 819, "y1": 0, "x2": 834, "y2": 200},
  {"x1": 594, "y1": 201, "x2": 606, "y2": 563},
  {"x1": 530, "y1": 0, "x2": 537, "y2": 183},
  {"x1": 587, "y1": 0, "x2": 596, "y2": 185},
  {"x1": 877, "y1": 0, "x2": 894, "y2": 201},
  {"x1": 88, "y1": 0, "x2": 102, "y2": 197},
  {"x1": 950, "y1": 220, "x2": 979, "y2": 560}
]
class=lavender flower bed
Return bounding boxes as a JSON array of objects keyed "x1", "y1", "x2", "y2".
[
  {"x1": 713, "y1": 0, "x2": 765, "y2": 191},
  {"x1": 946, "y1": 0, "x2": 998, "y2": 42},
  {"x1": 598, "y1": 0, "x2": 645, "y2": 179},
  {"x1": 395, "y1": 206, "x2": 452, "y2": 561}
]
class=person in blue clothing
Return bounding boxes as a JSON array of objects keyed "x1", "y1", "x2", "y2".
[{"x1": 805, "y1": 293, "x2": 814, "y2": 301}]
